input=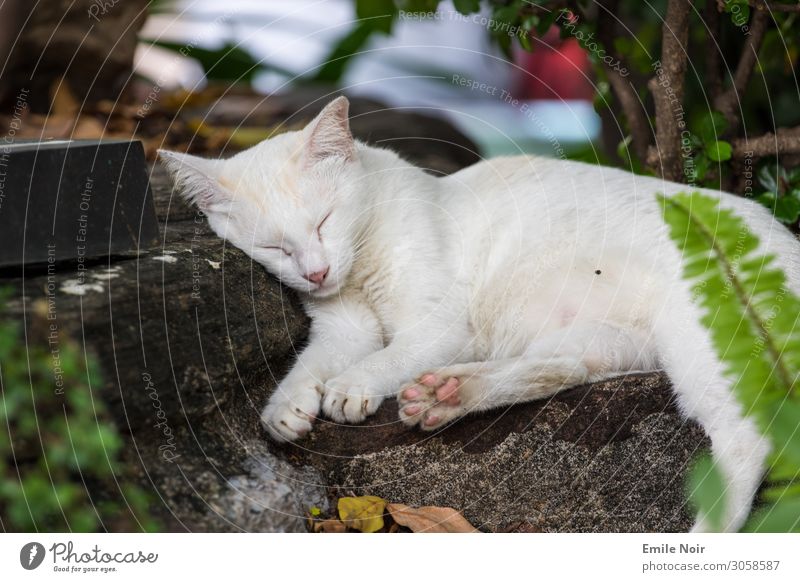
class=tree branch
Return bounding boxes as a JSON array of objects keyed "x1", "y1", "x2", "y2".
[
  {"x1": 705, "y1": 0, "x2": 724, "y2": 101},
  {"x1": 594, "y1": 0, "x2": 652, "y2": 163},
  {"x1": 732, "y1": 126, "x2": 800, "y2": 159},
  {"x1": 749, "y1": 1, "x2": 800, "y2": 12},
  {"x1": 648, "y1": 0, "x2": 691, "y2": 182},
  {"x1": 714, "y1": 9, "x2": 770, "y2": 130}
]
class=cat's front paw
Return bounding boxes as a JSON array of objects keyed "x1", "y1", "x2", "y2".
[
  {"x1": 261, "y1": 382, "x2": 322, "y2": 442},
  {"x1": 322, "y1": 371, "x2": 384, "y2": 423},
  {"x1": 398, "y1": 372, "x2": 471, "y2": 430}
]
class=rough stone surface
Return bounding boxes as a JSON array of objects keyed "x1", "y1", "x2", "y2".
[
  {"x1": 213, "y1": 441, "x2": 328, "y2": 533},
  {"x1": 5, "y1": 181, "x2": 310, "y2": 530},
  {"x1": 301, "y1": 372, "x2": 708, "y2": 532}
]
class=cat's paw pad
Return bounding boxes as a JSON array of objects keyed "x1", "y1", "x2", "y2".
[
  {"x1": 261, "y1": 386, "x2": 321, "y2": 442},
  {"x1": 398, "y1": 373, "x2": 467, "y2": 430},
  {"x1": 322, "y1": 375, "x2": 383, "y2": 424}
]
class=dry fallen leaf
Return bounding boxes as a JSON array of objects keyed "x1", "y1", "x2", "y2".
[
  {"x1": 72, "y1": 115, "x2": 106, "y2": 139},
  {"x1": 186, "y1": 119, "x2": 295, "y2": 150},
  {"x1": 386, "y1": 503, "x2": 479, "y2": 533},
  {"x1": 314, "y1": 519, "x2": 348, "y2": 533},
  {"x1": 337, "y1": 496, "x2": 387, "y2": 533},
  {"x1": 50, "y1": 77, "x2": 79, "y2": 117}
]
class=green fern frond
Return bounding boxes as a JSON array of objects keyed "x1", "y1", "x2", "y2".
[{"x1": 659, "y1": 191, "x2": 800, "y2": 532}]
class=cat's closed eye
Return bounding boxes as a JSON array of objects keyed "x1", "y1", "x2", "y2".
[
  {"x1": 316, "y1": 211, "x2": 332, "y2": 241},
  {"x1": 262, "y1": 245, "x2": 291, "y2": 256}
]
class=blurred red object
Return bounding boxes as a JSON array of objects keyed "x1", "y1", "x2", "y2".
[{"x1": 513, "y1": 26, "x2": 593, "y2": 101}]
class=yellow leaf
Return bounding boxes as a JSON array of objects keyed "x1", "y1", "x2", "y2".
[
  {"x1": 337, "y1": 496, "x2": 386, "y2": 533},
  {"x1": 309, "y1": 506, "x2": 321, "y2": 517},
  {"x1": 386, "y1": 503, "x2": 478, "y2": 533}
]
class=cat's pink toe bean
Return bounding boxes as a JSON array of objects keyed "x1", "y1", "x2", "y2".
[
  {"x1": 424, "y1": 415, "x2": 441, "y2": 426},
  {"x1": 435, "y1": 378, "x2": 460, "y2": 402},
  {"x1": 403, "y1": 387, "x2": 420, "y2": 399},
  {"x1": 404, "y1": 404, "x2": 421, "y2": 416},
  {"x1": 420, "y1": 374, "x2": 438, "y2": 387}
]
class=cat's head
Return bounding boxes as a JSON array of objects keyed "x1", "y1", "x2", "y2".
[{"x1": 158, "y1": 97, "x2": 362, "y2": 298}]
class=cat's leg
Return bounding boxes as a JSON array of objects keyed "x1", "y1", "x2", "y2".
[
  {"x1": 654, "y1": 311, "x2": 770, "y2": 532},
  {"x1": 399, "y1": 321, "x2": 657, "y2": 429},
  {"x1": 320, "y1": 318, "x2": 470, "y2": 424},
  {"x1": 261, "y1": 300, "x2": 383, "y2": 442}
]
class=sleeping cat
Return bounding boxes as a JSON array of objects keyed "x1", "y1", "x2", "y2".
[{"x1": 160, "y1": 96, "x2": 800, "y2": 532}]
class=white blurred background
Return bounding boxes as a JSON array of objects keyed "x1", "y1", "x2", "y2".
[{"x1": 136, "y1": 0, "x2": 601, "y2": 157}]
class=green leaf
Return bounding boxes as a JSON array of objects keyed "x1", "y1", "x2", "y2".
[
  {"x1": 687, "y1": 454, "x2": 727, "y2": 531},
  {"x1": 399, "y1": 0, "x2": 441, "y2": 12},
  {"x1": 745, "y1": 498, "x2": 800, "y2": 532},
  {"x1": 766, "y1": 400, "x2": 800, "y2": 472},
  {"x1": 757, "y1": 192, "x2": 800, "y2": 224},
  {"x1": 660, "y1": 190, "x2": 800, "y2": 532},
  {"x1": 452, "y1": 0, "x2": 480, "y2": 15},
  {"x1": 729, "y1": 3, "x2": 750, "y2": 27},
  {"x1": 356, "y1": 0, "x2": 397, "y2": 34},
  {"x1": 695, "y1": 111, "x2": 729, "y2": 144},
  {"x1": 706, "y1": 140, "x2": 732, "y2": 162},
  {"x1": 762, "y1": 482, "x2": 800, "y2": 503},
  {"x1": 758, "y1": 163, "x2": 781, "y2": 194},
  {"x1": 495, "y1": 28, "x2": 513, "y2": 58},
  {"x1": 492, "y1": 5, "x2": 520, "y2": 27},
  {"x1": 314, "y1": 22, "x2": 376, "y2": 83},
  {"x1": 517, "y1": 28, "x2": 532, "y2": 51},
  {"x1": 616, "y1": 135, "x2": 632, "y2": 161},
  {"x1": 693, "y1": 152, "x2": 710, "y2": 183},
  {"x1": 534, "y1": 11, "x2": 558, "y2": 36},
  {"x1": 148, "y1": 42, "x2": 265, "y2": 84}
]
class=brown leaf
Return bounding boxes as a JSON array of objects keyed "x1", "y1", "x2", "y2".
[
  {"x1": 386, "y1": 503, "x2": 479, "y2": 533},
  {"x1": 314, "y1": 519, "x2": 348, "y2": 533},
  {"x1": 50, "y1": 78, "x2": 79, "y2": 117},
  {"x1": 72, "y1": 116, "x2": 106, "y2": 139}
]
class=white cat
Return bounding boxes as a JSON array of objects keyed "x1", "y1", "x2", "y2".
[{"x1": 160, "y1": 96, "x2": 800, "y2": 532}]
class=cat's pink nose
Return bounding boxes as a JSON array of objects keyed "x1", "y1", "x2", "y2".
[{"x1": 305, "y1": 267, "x2": 329, "y2": 285}]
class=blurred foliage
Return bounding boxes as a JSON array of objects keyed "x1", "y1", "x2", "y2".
[
  {"x1": 152, "y1": 42, "x2": 264, "y2": 85},
  {"x1": 661, "y1": 192, "x2": 800, "y2": 532},
  {"x1": 755, "y1": 162, "x2": 800, "y2": 226},
  {"x1": 323, "y1": 0, "x2": 799, "y2": 217},
  {"x1": 143, "y1": 0, "x2": 799, "y2": 227},
  {"x1": 0, "y1": 295, "x2": 159, "y2": 532}
]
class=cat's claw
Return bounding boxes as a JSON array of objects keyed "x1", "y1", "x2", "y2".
[
  {"x1": 322, "y1": 374, "x2": 384, "y2": 423},
  {"x1": 260, "y1": 385, "x2": 321, "y2": 442},
  {"x1": 398, "y1": 373, "x2": 469, "y2": 430}
]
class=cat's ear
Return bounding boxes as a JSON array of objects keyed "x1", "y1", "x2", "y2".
[
  {"x1": 303, "y1": 96, "x2": 355, "y2": 164},
  {"x1": 157, "y1": 150, "x2": 233, "y2": 212}
]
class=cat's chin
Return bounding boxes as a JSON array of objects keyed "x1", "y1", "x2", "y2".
[{"x1": 307, "y1": 282, "x2": 340, "y2": 299}]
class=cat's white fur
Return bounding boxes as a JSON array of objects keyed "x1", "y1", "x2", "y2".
[{"x1": 160, "y1": 97, "x2": 800, "y2": 532}]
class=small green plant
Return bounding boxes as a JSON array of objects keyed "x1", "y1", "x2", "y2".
[
  {"x1": 753, "y1": 162, "x2": 800, "y2": 227},
  {"x1": 0, "y1": 296, "x2": 159, "y2": 532},
  {"x1": 687, "y1": 111, "x2": 732, "y2": 187},
  {"x1": 660, "y1": 191, "x2": 800, "y2": 532}
]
